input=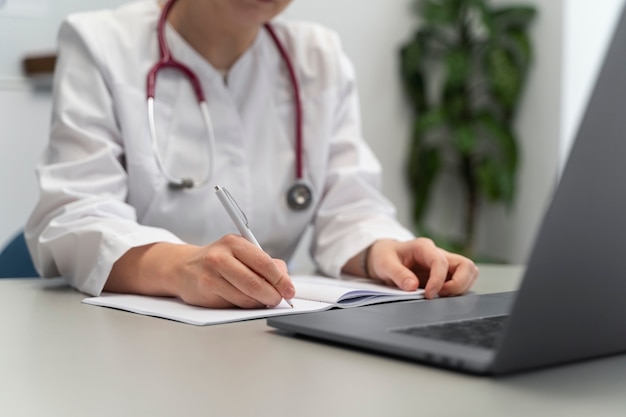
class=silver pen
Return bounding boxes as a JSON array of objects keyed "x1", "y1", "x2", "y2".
[{"x1": 214, "y1": 185, "x2": 294, "y2": 308}]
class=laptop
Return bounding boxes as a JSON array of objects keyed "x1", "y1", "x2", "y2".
[{"x1": 267, "y1": 5, "x2": 626, "y2": 376}]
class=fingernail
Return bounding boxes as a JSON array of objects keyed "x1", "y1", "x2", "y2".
[
  {"x1": 426, "y1": 291, "x2": 441, "y2": 300},
  {"x1": 403, "y1": 278, "x2": 415, "y2": 291}
]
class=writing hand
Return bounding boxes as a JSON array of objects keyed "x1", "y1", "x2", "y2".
[{"x1": 106, "y1": 237, "x2": 295, "y2": 309}]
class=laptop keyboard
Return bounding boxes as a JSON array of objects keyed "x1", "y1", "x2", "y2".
[{"x1": 394, "y1": 315, "x2": 509, "y2": 350}]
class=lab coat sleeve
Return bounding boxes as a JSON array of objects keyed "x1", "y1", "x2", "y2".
[
  {"x1": 311, "y1": 47, "x2": 416, "y2": 277},
  {"x1": 25, "y1": 18, "x2": 183, "y2": 296}
]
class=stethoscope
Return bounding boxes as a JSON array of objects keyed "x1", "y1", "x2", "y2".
[{"x1": 146, "y1": 0, "x2": 313, "y2": 210}]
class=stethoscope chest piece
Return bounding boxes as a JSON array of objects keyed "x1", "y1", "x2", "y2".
[{"x1": 287, "y1": 182, "x2": 313, "y2": 210}]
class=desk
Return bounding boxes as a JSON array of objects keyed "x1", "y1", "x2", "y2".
[{"x1": 1, "y1": 265, "x2": 625, "y2": 417}]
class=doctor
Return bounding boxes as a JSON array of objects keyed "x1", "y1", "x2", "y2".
[{"x1": 26, "y1": 0, "x2": 478, "y2": 309}]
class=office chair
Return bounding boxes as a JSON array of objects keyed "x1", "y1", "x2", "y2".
[{"x1": 0, "y1": 230, "x2": 39, "y2": 278}]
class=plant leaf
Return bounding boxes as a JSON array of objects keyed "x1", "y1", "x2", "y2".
[
  {"x1": 408, "y1": 143, "x2": 442, "y2": 224},
  {"x1": 444, "y1": 47, "x2": 471, "y2": 89},
  {"x1": 485, "y1": 44, "x2": 522, "y2": 116},
  {"x1": 413, "y1": 106, "x2": 447, "y2": 136},
  {"x1": 491, "y1": 6, "x2": 537, "y2": 32},
  {"x1": 475, "y1": 113, "x2": 518, "y2": 203},
  {"x1": 399, "y1": 0, "x2": 535, "y2": 240},
  {"x1": 477, "y1": 112, "x2": 518, "y2": 169},
  {"x1": 420, "y1": 0, "x2": 462, "y2": 26},
  {"x1": 452, "y1": 123, "x2": 477, "y2": 155},
  {"x1": 406, "y1": 108, "x2": 446, "y2": 223},
  {"x1": 503, "y1": 29, "x2": 533, "y2": 75},
  {"x1": 476, "y1": 159, "x2": 504, "y2": 201},
  {"x1": 399, "y1": 34, "x2": 428, "y2": 113}
]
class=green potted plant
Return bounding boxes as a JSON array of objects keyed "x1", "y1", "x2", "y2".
[{"x1": 399, "y1": 0, "x2": 537, "y2": 258}]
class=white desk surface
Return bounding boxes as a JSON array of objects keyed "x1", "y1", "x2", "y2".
[{"x1": 1, "y1": 264, "x2": 625, "y2": 417}]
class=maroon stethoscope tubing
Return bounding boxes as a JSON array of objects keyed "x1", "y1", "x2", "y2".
[
  {"x1": 146, "y1": 0, "x2": 311, "y2": 209},
  {"x1": 147, "y1": 0, "x2": 205, "y2": 103}
]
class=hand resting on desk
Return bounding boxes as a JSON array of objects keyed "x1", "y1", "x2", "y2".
[{"x1": 343, "y1": 238, "x2": 479, "y2": 300}]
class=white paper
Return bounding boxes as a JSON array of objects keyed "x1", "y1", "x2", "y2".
[
  {"x1": 83, "y1": 294, "x2": 332, "y2": 326},
  {"x1": 82, "y1": 274, "x2": 424, "y2": 326},
  {"x1": 293, "y1": 275, "x2": 423, "y2": 302}
]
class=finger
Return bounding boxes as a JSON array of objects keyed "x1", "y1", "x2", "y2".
[
  {"x1": 377, "y1": 276, "x2": 397, "y2": 288},
  {"x1": 411, "y1": 240, "x2": 449, "y2": 299},
  {"x1": 206, "y1": 290, "x2": 267, "y2": 309},
  {"x1": 377, "y1": 260, "x2": 420, "y2": 291},
  {"x1": 274, "y1": 258, "x2": 289, "y2": 275},
  {"x1": 231, "y1": 241, "x2": 296, "y2": 301},
  {"x1": 366, "y1": 240, "x2": 419, "y2": 290},
  {"x1": 189, "y1": 273, "x2": 268, "y2": 309},
  {"x1": 207, "y1": 237, "x2": 286, "y2": 307},
  {"x1": 262, "y1": 265, "x2": 295, "y2": 301},
  {"x1": 222, "y1": 261, "x2": 285, "y2": 307},
  {"x1": 439, "y1": 259, "x2": 479, "y2": 297},
  {"x1": 422, "y1": 256, "x2": 448, "y2": 299}
]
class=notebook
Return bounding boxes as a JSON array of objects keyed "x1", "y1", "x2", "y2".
[
  {"x1": 82, "y1": 275, "x2": 424, "y2": 326},
  {"x1": 267, "y1": 4, "x2": 626, "y2": 375}
]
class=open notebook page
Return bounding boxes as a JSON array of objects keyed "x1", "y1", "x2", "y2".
[
  {"x1": 82, "y1": 274, "x2": 424, "y2": 326},
  {"x1": 293, "y1": 275, "x2": 424, "y2": 306}
]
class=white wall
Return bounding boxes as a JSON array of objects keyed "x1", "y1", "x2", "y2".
[
  {"x1": 561, "y1": 0, "x2": 625, "y2": 169},
  {"x1": 0, "y1": 0, "x2": 130, "y2": 78},
  {"x1": 475, "y1": 0, "x2": 565, "y2": 263},
  {"x1": 0, "y1": 82, "x2": 51, "y2": 244}
]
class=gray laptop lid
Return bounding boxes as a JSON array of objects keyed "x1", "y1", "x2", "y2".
[
  {"x1": 269, "y1": 4, "x2": 626, "y2": 375},
  {"x1": 491, "y1": 3, "x2": 626, "y2": 374}
]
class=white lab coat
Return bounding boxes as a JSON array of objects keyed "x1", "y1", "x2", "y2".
[{"x1": 25, "y1": 0, "x2": 414, "y2": 296}]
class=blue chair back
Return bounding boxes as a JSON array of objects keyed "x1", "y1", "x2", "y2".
[{"x1": 0, "y1": 231, "x2": 39, "y2": 278}]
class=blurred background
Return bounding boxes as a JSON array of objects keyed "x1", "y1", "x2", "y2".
[{"x1": 0, "y1": 0, "x2": 622, "y2": 268}]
